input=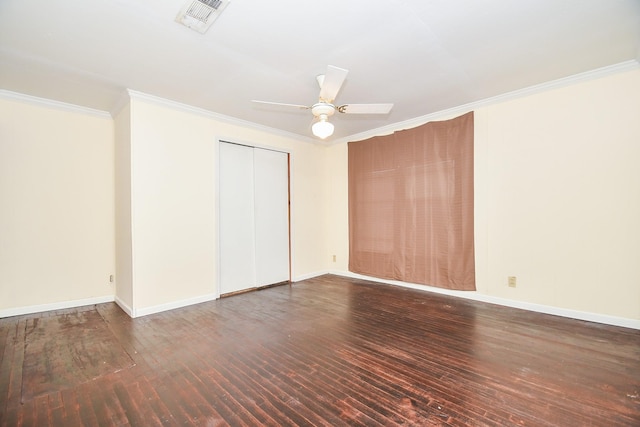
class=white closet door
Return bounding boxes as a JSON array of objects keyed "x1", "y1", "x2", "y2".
[
  {"x1": 219, "y1": 142, "x2": 256, "y2": 294},
  {"x1": 219, "y1": 142, "x2": 290, "y2": 295},
  {"x1": 253, "y1": 148, "x2": 290, "y2": 286}
]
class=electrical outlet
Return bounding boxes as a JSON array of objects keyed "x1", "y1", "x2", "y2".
[
  {"x1": 109, "y1": 274, "x2": 114, "y2": 283},
  {"x1": 332, "y1": 255, "x2": 336, "y2": 262},
  {"x1": 508, "y1": 276, "x2": 517, "y2": 288}
]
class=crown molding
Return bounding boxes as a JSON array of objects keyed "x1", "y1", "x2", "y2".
[
  {"x1": 335, "y1": 59, "x2": 640, "y2": 145},
  {"x1": 3, "y1": 59, "x2": 637, "y2": 144},
  {"x1": 110, "y1": 90, "x2": 132, "y2": 118},
  {"x1": 0, "y1": 90, "x2": 111, "y2": 119},
  {"x1": 126, "y1": 89, "x2": 319, "y2": 144}
]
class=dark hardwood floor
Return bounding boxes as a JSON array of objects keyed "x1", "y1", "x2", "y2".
[{"x1": 1, "y1": 274, "x2": 639, "y2": 426}]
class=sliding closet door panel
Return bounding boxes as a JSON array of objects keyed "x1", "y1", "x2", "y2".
[
  {"x1": 254, "y1": 148, "x2": 290, "y2": 286},
  {"x1": 219, "y1": 142, "x2": 256, "y2": 294}
]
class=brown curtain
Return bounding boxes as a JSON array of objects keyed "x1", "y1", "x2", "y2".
[{"x1": 348, "y1": 112, "x2": 475, "y2": 291}]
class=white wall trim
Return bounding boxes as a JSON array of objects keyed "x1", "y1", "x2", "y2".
[
  {"x1": 3, "y1": 60, "x2": 637, "y2": 143},
  {"x1": 133, "y1": 293, "x2": 218, "y2": 318},
  {"x1": 0, "y1": 89, "x2": 112, "y2": 119},
  {"x1": 110, "y1": 89, "x2": 132, "y2": 118},
  {"x1": 114, "y1": 296, "x2": 134, "y2": 318},
  {"x1": 0, "y1": 295, "x2": 115, "y2": 318},
  {"x1": 4, "y1": 273, "x2": 636, "y2": 330},
  {"x1": 333, "y1": 60, "x2": 640, "y2": 145},
  {"x1": 127, "y1": 89, "x2": 318, "y2": 144},
  {"x1": 330, "y1": 271, "x2": 640, "y2": 330},
  {"x1": 293, "y1": 270, "x2": 330, "y2": 282}
]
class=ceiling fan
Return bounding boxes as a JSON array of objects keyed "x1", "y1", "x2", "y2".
[{"x1": 252, "y1": 65, "x2": 394, "y2": 139}]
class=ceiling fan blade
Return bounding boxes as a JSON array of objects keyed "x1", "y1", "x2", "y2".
[
  {"x1": 319, "y1": 65, "x2": 349, "y2": 103},
  {"x1": 252, "y1": 100, "x2": 310, "y2": 110},
  {"x1": 338, "y1": 103, "x2": 394, "y2": 114}
]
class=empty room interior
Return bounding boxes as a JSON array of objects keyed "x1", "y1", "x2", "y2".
[{"x1": 1, "y1": 0, "x2": 639, "y2": 426}]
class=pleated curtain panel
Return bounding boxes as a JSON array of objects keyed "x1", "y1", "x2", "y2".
[{"x1": 348, "y1": 112, "x2": 475, "y2": 291}]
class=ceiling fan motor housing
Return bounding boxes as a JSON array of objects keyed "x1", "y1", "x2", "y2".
[{"x1": 311, "y1": 102, "x2": 336, "y2": 118}]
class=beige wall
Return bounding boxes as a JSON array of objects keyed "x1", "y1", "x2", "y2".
[
  {"x1": 113, "y1": 103, "x2": 133, "y2": 311},
  {"x1": 0, "y1": 92, "x2": 330, "y2": 317},
  {"x1": 0, "y1": 98, "x2": 115, "y2": 313},
  {"x1": 329, "y1": 68, "x2": 640, "y2": 322},
  {"x1": 122, "y1": 96, "x2": 329, "y2": 314},
  {"x1": 478, "y1": 69, "x2": 640, "y2": 320},
  {"x1": 325, "y1": 143, "x2": 349, "y2": 269},
  {"x1": 128, "y1": 100, "x2": 217, "y2": 311},
  {"x1": 2, "y1": 67, "x2": 638, "y2": 324}
]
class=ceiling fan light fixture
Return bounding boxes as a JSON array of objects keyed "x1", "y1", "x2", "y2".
[
  {"x1": 252, "y1": 66, "x2": 393, "y2": 139},
  {"x1": 312, "y1": 114, "x2": 334, "y2": 139}
]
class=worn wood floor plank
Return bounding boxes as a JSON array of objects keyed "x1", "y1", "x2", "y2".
[{"x1": 1, "y1": 274, "x2": 639, "y2": 426}]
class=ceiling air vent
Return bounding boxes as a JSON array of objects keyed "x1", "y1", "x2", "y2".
[{"x1": 176, "y1": 0, "x2": 231, "y2": 34}]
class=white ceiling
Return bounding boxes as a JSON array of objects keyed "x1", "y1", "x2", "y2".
[{"x1": 1, "y1": 0, "x2": 639, "y2": 142}]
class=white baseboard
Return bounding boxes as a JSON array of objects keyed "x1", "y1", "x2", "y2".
[
  {"x1": 292, "y1": 270, "x2": 330, "y2": 282},
  {"x1": 132, "y1": 293, "x2": 218, "y2": 318},
  {"x1": 130, "y1": 271, "x2": 332, "y2": 317},
  {"x1": 114, "y1": 296, "x2": 134, "y2": 318},
  {"x1": 0, "y1": 295, "x2": 115, "y2": 318},
  {"x1": 331, "y1": 270, "x2": 640, "y2": 330},
  {"x1": 6, "y1": 273, "x2": 636, "y2": 330}
]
